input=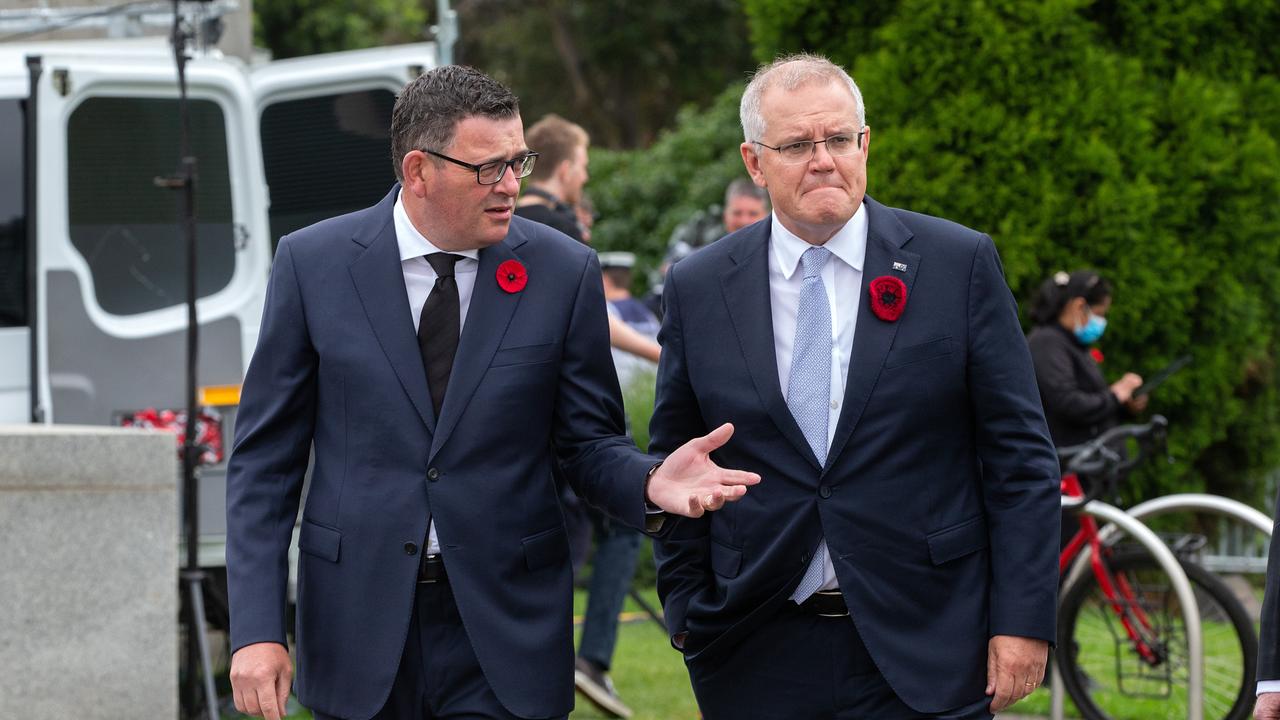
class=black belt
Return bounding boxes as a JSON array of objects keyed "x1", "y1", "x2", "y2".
[
  {"x1": 796, "y1": 590, "x2": 848, "y2": 617},
  {"x1": 418, "y1": 554, "x2": 447, "y2": 584}
]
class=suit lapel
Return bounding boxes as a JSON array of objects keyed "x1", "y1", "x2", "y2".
[
  {"x1": 429, "y1": 230, "x2": 526, "y2": 458},
  {"x1": 720, "y1": 227, "x2": 823, "y2": 470},
  {"x1": 825, "y1": 199, "x2": 920, "y2": 472},
  {"x1": 348, "y1": 187, "x2": 437, "y2": 434}
]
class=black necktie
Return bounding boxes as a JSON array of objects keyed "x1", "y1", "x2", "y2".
[{"x1": 419, "y1": 253, "x2": 463, "y2": 417}]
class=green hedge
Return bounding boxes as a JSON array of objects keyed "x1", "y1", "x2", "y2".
[{"x1": 589, "y1": 0, "x2": 1280, "y2": 503}]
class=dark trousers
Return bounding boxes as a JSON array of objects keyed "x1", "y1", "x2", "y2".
[
  {"x1": 312, "y1": 578, "x2": 566, "y2": 720},
  {"x1": 686, "y1": 603, "x2": 994, "y2": 720}
]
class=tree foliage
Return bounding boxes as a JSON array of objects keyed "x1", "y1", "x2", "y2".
[
  {"x1": 456, "y1": 0, "x2": 754, "y2": 149},
  {"x1": 591, "y1": 0, "x2": 1280, "y2": 502},
  {"x1": 254, "y1": 0, "x2": 426, "y2": 59}
]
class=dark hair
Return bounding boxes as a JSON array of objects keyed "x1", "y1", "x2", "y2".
[
  {"x1": 1029, "y1": 270, "x2": 1113, "y2": 326},
  {"x1": 390, "y1": 65, "x2": 520, "y2": 181}
]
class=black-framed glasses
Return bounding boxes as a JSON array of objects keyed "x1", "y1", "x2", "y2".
[
  {"x1": 423, "y1": 149, "x2": 540, "y2": 185},
  {"x1": 753, "y1": 130, "x2": 867, "y2": 165}
]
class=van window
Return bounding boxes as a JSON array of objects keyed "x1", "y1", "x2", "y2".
[
  {"x1": 67, "y1": 97, "x2": 236, "y2": 316},
  {"x1": 0, "y1": 98, "x2": 25, "y2": 327},
  {"x1": 260, "y1": 89, "x2": 397, "y2": 252}
]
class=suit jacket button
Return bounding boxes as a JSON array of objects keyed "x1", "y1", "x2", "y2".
[
  {"x1": 427, "y1": 468, "x2": 440, "y2": 481},
  {"x1": 404, "y1": 542, "x2": 419, "y2": 556},
  {"x1": 819, "y1": 485, "x2": 832, "y2": 499}
]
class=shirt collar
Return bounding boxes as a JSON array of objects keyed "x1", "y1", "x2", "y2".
[
  {"x1": 770, "y1": 202, "x2": 868, "y2": 280},
  {"x1": 393, "y1": 190, "x2": 481, "y2": 264}
]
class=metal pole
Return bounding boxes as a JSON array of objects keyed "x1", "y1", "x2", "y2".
[
  {"x1": 1054, "y1": 499, "x2": 1204, "y2": 720},
  {"x1": 23, "y1": 55, "x2": 42, "y2": 423},
  {"x1": 166, "y1": 3, "x2": 217, "y2": 718}
]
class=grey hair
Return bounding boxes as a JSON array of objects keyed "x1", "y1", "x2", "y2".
[
  {"x1": 724, "y1": 177, "x2": 770, "y2": 209},
  {"x1": 390, "y1": 65, "x2": 520, "y2": 181},
  {"x1": 740, "y1": 53, "x2": 865, "y2": 151}
]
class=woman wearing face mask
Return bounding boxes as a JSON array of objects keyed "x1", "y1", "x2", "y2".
[{"x1": 1026, "y1": 270, "x2": 1148, "y2": 448}]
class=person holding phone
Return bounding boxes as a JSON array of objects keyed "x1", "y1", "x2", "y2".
[{"x1": 1026, "y1": 270, "x2": 1148, "y2": 449}]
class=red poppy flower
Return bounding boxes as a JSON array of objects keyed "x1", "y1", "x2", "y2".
[
  {"x1": 496, "y1": 259, "x2": 527, "y2": 293},
  {"x1": 868, "y1": 275, "x2": 907, "y2": 322},
  {"x1": 1090, "y1": 348, "x2": 1104, "y2": 364}
]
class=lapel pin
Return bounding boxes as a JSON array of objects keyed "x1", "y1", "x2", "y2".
[{"x1": 892, "y1": 261, "x2": 908, "y2": 273}]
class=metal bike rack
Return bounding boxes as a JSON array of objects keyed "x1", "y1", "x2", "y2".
[
  {"x1": 1052, "y1": 498, "x2": 1203, "y2": 720},
  {"x1": 1109, "y1": 492, "x2": 1273, "y2": 540}
]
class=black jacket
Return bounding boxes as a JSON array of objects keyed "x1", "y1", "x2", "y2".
[{"x1": 1026, "y1": 323, "x2": 1121, "y2": 448}]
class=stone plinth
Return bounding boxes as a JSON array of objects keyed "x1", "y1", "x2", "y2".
[{"x1": 0, "y1": 425, "x2": 177, "y2": 719}]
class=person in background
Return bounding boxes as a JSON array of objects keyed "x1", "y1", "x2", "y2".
[
  {"x1": 719, "y1": 178, "x2": 771, "y2": 235},
  {"x1": 1026, "y1": 270, "x2": 1147, "y2": 449},
  {"x1": 643, "y1": 179, "x2": 771, "y2": 319},
  {"x1": 514, "y1": 113, "x2": 588, "y2": 242},
  {"x1": 570, "y1": 251, "x2": 662, "y2": 719}
]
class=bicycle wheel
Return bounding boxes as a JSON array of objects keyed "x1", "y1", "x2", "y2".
[{"x1": 1057, "y1": 551, "x2": 1257, "y2": 720}]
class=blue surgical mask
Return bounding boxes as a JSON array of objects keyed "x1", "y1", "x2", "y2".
[{"x1": 1074, "y1": 313, "x2": 1107, "y2": 345}]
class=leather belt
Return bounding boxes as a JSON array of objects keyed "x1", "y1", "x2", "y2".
[
  {"x1": 796, "y1": 590, "x2": 848, "y2": 617},
  {"x1": 417, "y1": 554, "x2": 447, "y2": 584}
]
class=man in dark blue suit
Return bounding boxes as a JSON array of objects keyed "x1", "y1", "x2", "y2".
[
  {"x1": 650, "y1": 53, "x2": 1061, "y2": 719},
  {"x1": 225, "y1": 65, "x2": 759, "y2": 720}
]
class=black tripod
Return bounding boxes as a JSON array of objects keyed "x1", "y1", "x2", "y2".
[{"x1": 156, "y1": 1, "x2": 220, "y2": 717}]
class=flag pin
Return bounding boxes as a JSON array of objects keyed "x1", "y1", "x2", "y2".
[{"x1": 892, "y1": 261, "x2": 908, "y2": 272}]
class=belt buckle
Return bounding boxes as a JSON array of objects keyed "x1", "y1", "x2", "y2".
[
  {"x1": 814, "y1": 590, "x2": 848, "y2": 618},
  {"x1": 418, "y1": 554, "x2": 443, "y2": 584}
]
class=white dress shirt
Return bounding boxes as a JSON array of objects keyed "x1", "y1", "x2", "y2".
[
  {"x1": 394, "y1": 191, "x2": 480, "y2": 555},
  {"x1": 769, "y1": 204, "x2": 868, "y2": 593}
]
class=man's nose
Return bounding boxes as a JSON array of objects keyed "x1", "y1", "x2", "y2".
[
  {"x1": 809, "y1": 142, "x2": 837, "y2": 171},
  {"x1": 495, "y1": 165, "x2": 522, "y2": 195}
]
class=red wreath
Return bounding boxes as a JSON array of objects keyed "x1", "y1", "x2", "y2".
[
  {"x1": 1089, "y1": 348, "x2": 1105, "y2": 364},
  {"x1": 496, "y1": 259, "x2": 528, "y2": 293},
  {"x1": 868, "y1": 275, "x2": 907, "y2": 322}
]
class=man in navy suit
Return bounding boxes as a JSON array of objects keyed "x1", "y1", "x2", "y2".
[
  {"x1": 225, "y1": 65, "x2": 759, "y2": 720},
  {"x1": 650, "y1": 53, "x2": 1061, "y2": 719}
]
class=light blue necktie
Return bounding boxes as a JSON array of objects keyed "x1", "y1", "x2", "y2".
[{"x1": 788, "y1": 246, "x2": 833, "y2": 603}]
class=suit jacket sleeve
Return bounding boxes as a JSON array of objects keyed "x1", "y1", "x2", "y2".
[
  {"x1": 1259, "y1": 489, "x2": 1280, "y2": 680},
  {"x1": 225, "y1": 235, "x2": 317, "y2": 653},
  {"x1": 647, "y1": 265, "x2": 713, "y2": 646},
  {"x1": 966, "y1": 235, "x2": 1062, "y2": 643},
  {"x1": 551, "y1": 253, "x2": 656, "y2": 531}
]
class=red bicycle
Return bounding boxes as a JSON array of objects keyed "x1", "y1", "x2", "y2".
[{"x1": 1054, "y1": 416, "x2": 1256, "y2": 720}]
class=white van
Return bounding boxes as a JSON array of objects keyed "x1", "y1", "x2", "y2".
[{"x1": 0, "y1": 38, "x2": 435, "y2": 593}]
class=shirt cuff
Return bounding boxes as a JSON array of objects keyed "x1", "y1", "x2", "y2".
[{"x1": 1258, "y1": 680, "x2": 1280, "y2": 696}]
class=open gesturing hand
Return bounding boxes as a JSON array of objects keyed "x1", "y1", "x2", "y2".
[{"x1": 646, "y1": 423, "x2": 761, "y2": 517}]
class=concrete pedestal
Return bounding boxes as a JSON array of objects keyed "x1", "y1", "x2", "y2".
[{"x1": 0, "y1": 425, "x2": 177, "y2": 719}]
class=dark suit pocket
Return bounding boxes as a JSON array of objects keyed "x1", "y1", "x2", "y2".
[
  {"x1": 298, "y1": 520, "x2": 341, "y2": 563},
  {"x1": 491, "y1": 341, "x2": 558, "y2": 368},
  {"x1": 885, "y1": 336, "x2": 953, "y2": 369},
  {"x1": 522, "y1": 525, "x2": 569, "y2": 571},
  {"x1": 926, "y1": 515, "x2": 988, "y2": 565},
  {"x1": 709, "y1": 538, "x2": 742, "y2": 579}
]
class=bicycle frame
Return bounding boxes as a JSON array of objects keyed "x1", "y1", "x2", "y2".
[{"x1": 1060, "y1": 473, "x2": 1163, "y2": 666}]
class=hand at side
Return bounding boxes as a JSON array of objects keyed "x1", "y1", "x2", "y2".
[{"x1": 230, "y1": 641, "x2": 293, "y2": 720}]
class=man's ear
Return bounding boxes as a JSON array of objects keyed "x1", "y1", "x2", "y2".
[
  {"x1": 740, "y1": 143, "x2": 766, "y2": 188},
  {"x1": 401, "y1": 150, "x2": 431, "y2": 197}
]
